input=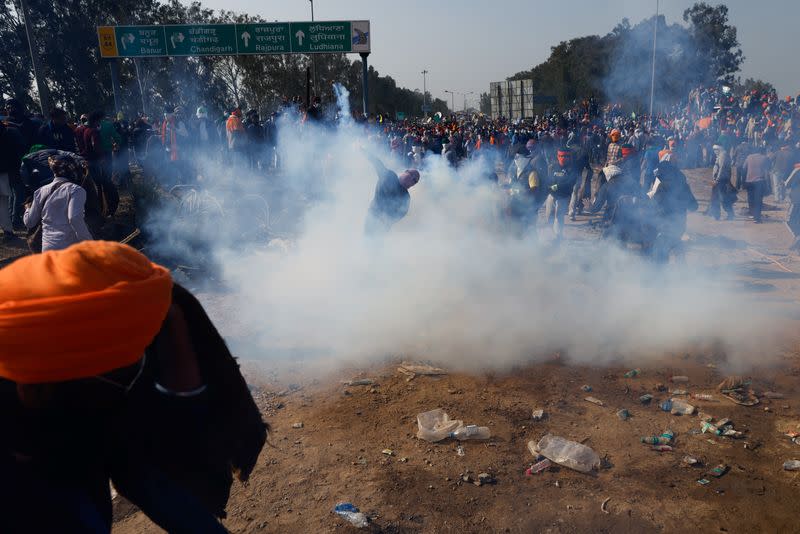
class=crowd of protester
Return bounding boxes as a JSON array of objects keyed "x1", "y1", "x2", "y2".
[{"x1": 1, "y1": 84, "x2": 799, "y2": 253}]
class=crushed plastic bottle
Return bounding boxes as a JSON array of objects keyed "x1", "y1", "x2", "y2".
[
  {"x1": 783, "y1": 460, "x2": 800, "y2": 471},
  {"x1": 670, "y1": 375, "x2": 690, "y2": 383},
  {"x1": 660, "y1": 399, "x2": 673, "y2": 412},
  {"x1": 333, "y1": 503, "x2": 369, "y2": 528},
  {"x1": 640, "y1": 394, "x2": 653, "y2": 405},
  {"x1": 652, "y1": 445, "x2": 673, "y2": 452},
  {"x1": 416, "y1": 409, "x2": 462, "y2": 442},
  {"x1": 669, "y1": 398, "x2": 696, "y2": 415},
  {"x1": 536, "y1": 434, "x2": 601, "y2": 474},
  {"x1": 450, "y1": 425, "x2": 491, "y2": 441},
  {"x1": 691, "y1": 393, "x2": 716, "y2": 401},
  {"x1": 624, "y1": 368, "x2": 641, "y2": 378}
]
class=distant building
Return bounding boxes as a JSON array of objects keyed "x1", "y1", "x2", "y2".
[{"x1": 489, "y1": 79, "x2": 534, "y2": 120}]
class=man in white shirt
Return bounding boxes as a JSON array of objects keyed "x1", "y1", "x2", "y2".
[{"x1": 23, "y1": 154, "x2": 93, "y2": 251}]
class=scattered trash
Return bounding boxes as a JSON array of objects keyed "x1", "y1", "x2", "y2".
[
  {"x1": 640, "y1": 394, "x2": 653, "y2": 405},
  {"x1": 343, "y1": 378, "x2": 374, "y2": 386},
  {"x1": 585, "y1": 396, "x2": 605, "y2": 406},
  {"x1": 669, "y1": 398, "x2": 696, "y2": 415},
  {"x1": 655, "y1": 383, "x2": 668, "y2": 392},
  {"x1": 697, "y1": 478, "x2": 710, "y2": 485},
  {"x1": 624, "y1": 369, "x2": 641, "y2": 378},
  {"x1": 451, "y1": 425, "x2": 491, "y2": 441},
  {"x1": 691, "y1": 393, "x2": 717, "y2": 402},
  {"x1": 536, "y1": 434, "x2": 601, "y2": 474},
  {"x1": 671, "y1": 389, "x2": 688, "y2": 396},
  {"x1": 525, "y1": 459, "x2": 551, "y2": 475},
  {"x1": 475, "y1": 472, "x2": 495, "y2": 486},
  {"x1": 527, "y1": 440, "x2": 539, "y2": 458},
  {"x1": 382, "y1": 449, "x2": 394, "y2": 456},
  {"x1": 333, "y1": 503, "x2": 369, "y2": 528},
  {"x1": 532, "y1": 409, "x2": 546, "y2": 421},
  {"x1": 783, "y1": 460, "x2": 800, "y2": 471},
  {"x1": 456, "y1": 445, "x2": 465, "y2": 457},
  {"x1": 718, "y1": 376, "x2": 759, "y2": 406},
  {"x1": 416, "y1": 409, "x2": 463, "y2": 442},
  {"x1": 641, "y1": 430, "x2": 674, "y2": 445},
  {"x1": 399, "y1": 457, "x2": 408, "y2": 463},
  {"x1": 581, "y1": 385, "x2": 593, "y2": 392},
  {"x1": 701, "y1": 417, "x2": 744, "y2": 439},
  {"x1": 398, "y1": 362, "x2": 447, "y2": 381},
  {"x1": 660, "y1": 400, "x2": 673, "y2": 412},
  {"x1": 601, "y1": 497, "x2": 611, "y2": 514},
  {"x1": 706, "y1": 464, "x2": 728, "y2": 478},
  {"x1": 763, "y1": 391, "x2": 785, "y2": 399},
  {"x1": 292, "y1": 422, "x2": 304, "y2": 429},
  {"x1": 764, "y1": 407, "x2": 771, "y2": 412},
  {"x1": 683, "y1": 455, "x2": 700, "y2": 466},
  {"x1": 652, "y1": 445, "x2": 673, "y2": 452},
  {"x1": 616, "y1": 409, "x2": 630, "y2": 421},
  {"x1": 670, "y1": 376, "x2": 690, "y2": 383}
]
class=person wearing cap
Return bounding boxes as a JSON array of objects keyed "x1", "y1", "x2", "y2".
[
  {"x1": 23, "y1": 153, "x2": 94, "y2": 251},
  {"x1": 364, "y1": 154, "x2": 420, "y2": 235},
  {"x1": 547, "y1": 149, "x2": 579, "y2": 242},
  {"x1": 707, "y1": 144, "x2": 736, "y2": 220},
  {"x1": 0, "y1": 241, "x2": 268, "y2": 532}
]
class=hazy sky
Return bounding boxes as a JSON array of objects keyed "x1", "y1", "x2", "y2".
[{"x1": 196, "y1": 0, "x2": 798, "y2": 107}]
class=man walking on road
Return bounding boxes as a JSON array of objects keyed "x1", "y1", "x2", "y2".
[{"x1": 743, "y1": 146, "x2": 771, "y2": 223}]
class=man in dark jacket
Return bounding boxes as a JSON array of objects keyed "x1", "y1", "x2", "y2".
[
  {"x1": 650, "y1": 161, "x2": 698, "y2": 262},
  {"x1": 547, "y1": 149, "x2": 580, "y2": 242},
  {"x1": 0, "y1": 121, "x2": 25, "y2": 239},
  {"x1": 36, "y1": 108, "x2": 77, "y2": 152},
  {"x1": 0, "y1": 242, "x2": 268, "y2": 533},
  {"x1": 365, "y1": 154, "x2": 420, "y2": 235},
  {"x1": 4, "y1": 98, "x2": 40, "y2": 151}
]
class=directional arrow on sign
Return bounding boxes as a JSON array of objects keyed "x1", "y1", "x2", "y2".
[
  {"x1": 170, "y1": 32, "x2": 184, "y2": 49},
  {"x1": 120, "y1": 33, "x2": 135, "y2": 51},
  {"x1": 241, "y1": 31, "x2": 250, "y2": 47},
  {"x1": 295, "y1": 29, "x2": 305, "y2": 46}
]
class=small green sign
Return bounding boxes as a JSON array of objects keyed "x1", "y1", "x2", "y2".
[
  {"x1": 115, "y1": 26, "x2": 168, "y2": 57},
  {"x1": 167, "y1": 24, "x2": 238, "y2": 56},
  {"x1": 289, "y1": 21, "x2": 351, "y2": 53},
  {"x1": 236, "y1": 23, "x2": 291, "y2": 54}
]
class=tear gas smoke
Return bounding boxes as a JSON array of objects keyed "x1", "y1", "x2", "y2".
[{"x1": 144, "y1": 96, "x2": 781, "y2": 376}]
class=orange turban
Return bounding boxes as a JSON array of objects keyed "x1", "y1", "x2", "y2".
[{"x1": 0, "y1": 241, "x2": 172, "y2": 384}]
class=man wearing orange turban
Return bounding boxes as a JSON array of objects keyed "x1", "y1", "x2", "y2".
[{"x1": 0, "y1": 241, "x2": 267, "y2": 533}]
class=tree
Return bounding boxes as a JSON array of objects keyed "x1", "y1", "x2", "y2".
[
  {"x1": 734, "y1": 77, "x2": 775, "y2": 98},
  {"x1": 682, "y1": 3, "x2": 743, "y2": 84}
]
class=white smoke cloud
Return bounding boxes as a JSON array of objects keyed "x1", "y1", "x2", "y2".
[{"x1": 144, "y1": 97, "x2": 780, "y2": 376}]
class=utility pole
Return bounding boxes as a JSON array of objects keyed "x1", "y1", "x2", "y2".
[
  {"x1": 459, "y1": 91, "x2": 474, "y2": 112},
  {"x1": 444, "y1": 90, "x2": 454, "y2": 113},
  {"x1": 648, "y1": 0, "x2": 659, "y2": 130},
  {"x1": 18, "y1": 0, "x2": 50, "y2": 115},
  {"x1": 309, "y1": 0, "x2": 317, "y2": 96},
  {"x1": 421, "y1": 70, "x2": 428, "y2": 117}
]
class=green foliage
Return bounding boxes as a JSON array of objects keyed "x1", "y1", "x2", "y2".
[{"x1": 508, "y1": 2, "x2": 743, "y2": 110}]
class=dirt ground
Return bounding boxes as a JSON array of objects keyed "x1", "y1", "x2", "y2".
[{"x1": 7, "y1": 167, "x2": 800, "y2": 533}]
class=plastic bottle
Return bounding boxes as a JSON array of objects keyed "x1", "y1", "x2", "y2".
[
  {"x1": 692, "y1": 394, "x2": 716, "y2": 401},
  {"x1": 333, "y1": 503, "x2": 369, "y2": 528},
  {"x1": 641, "y1": 430, "x2": 673, "y2": 445},
  {"x1": 624, "y1": 368, "x2": 641, "y2": 378},
  {"x1": 450, "y1": 424, "x2": 491, "y2": 440},
  {"x1": 670, "y1": 375, "x2": 690, "y2": 383},
  {"x1": 783, "y1": 460, "x2": 800, "y2": 471},
  {"x1": 536, "y1": 434, "x2": 601, "y2": 473}
]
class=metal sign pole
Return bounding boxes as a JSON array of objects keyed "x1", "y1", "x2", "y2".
[{"x1": 360, "y1": 52, "x2": 369, "y2": 117}]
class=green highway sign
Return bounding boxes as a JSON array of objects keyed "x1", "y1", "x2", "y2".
[
  {"x1": 166, "y1": 24, "x2": 237, "y2": 56},
  {"x1": 98, "y1": 20, "x2": 370, "y2": 58},
  {"x1": 236, "y1": 23, "x2": 291, "y2": 54},
  {"x1": 290, "y1": 21, "x2": 349, "y2": 53}
]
